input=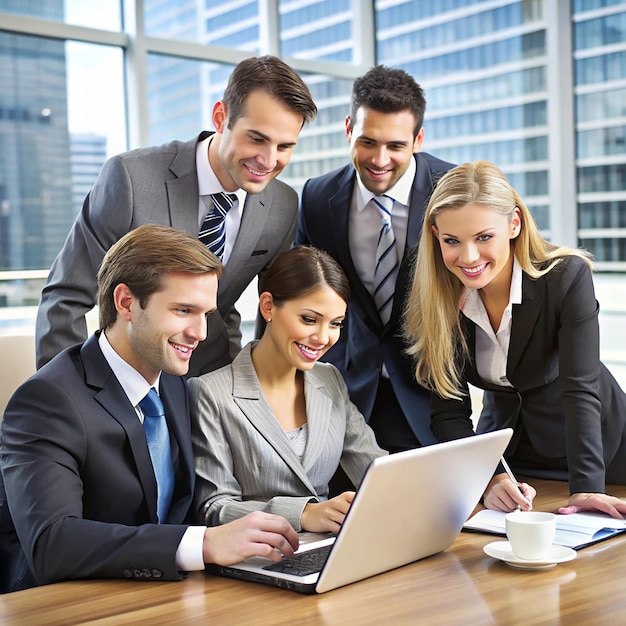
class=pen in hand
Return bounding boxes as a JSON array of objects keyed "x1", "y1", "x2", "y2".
[{"x1": 501, "y1": 457, "x2": 532, "y2": 510}]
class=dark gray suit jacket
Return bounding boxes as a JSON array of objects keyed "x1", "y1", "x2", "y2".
[
  {"x1": 296, "y1": 152, "x2": 454, "y2": 445},
  {"x1": 430, "y1": 256, "x2": 626, "y2": 494},
  {"x1": 36, "y1": 132, "x2": 298, "y2": 375},
  {"x1": 0, "y1": 333, "x2": 195, "y2": 592}
]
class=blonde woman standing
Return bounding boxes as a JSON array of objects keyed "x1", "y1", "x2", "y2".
[{"x1": 404, "y1": 160, "x2": 626, "y2": 518}]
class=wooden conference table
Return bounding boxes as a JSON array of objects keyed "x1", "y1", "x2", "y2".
[{"x1": 1, "y1": 479, "x2": 625, "y2": 625}]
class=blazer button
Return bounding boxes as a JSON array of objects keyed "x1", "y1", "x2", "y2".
[
  {"x1": 124, "y1": 570, "x2": 133, "y2": 578},
  {"x1": 152, "y1": 569, "x2": 163, "y2": 579},
  {"x1": 142, "y1": 569, "x2": 152, "y2": 578},
  {"x1": 133, "y1": 569, "x2": 142, "y2": 578}
]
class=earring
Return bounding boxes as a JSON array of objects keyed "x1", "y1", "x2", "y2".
[{"x1": 266, "y1": 317, "x2": 272, "y2": 322}]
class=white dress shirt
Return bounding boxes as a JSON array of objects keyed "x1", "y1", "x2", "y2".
[
  {"x1": 98, "y1": 332, "x2": 205, "y2": 572},
  {"x1": 196, "y1": 135, "x2": 246, "y2": 264},
  {"x1": 460, "y1": 256, "x2": 523, "y2": 387},
  {"x1": 349, "y1": 156, "x2": 415, "y2": 294}
]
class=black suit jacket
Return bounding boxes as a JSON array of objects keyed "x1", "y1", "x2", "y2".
[
  {"x1": 0, "y1": 334, "x2": 195, "y2": 592},
  {"x1": 431, "y1": 256, "x2": 626, "y2": 494},
  {"x1": 296, "y1": 152, "x2": 454, "y2": 445}
]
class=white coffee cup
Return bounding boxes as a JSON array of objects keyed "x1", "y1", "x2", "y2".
[{"x1": 505, "y1": 511, "x2": 557, "y2": 560}]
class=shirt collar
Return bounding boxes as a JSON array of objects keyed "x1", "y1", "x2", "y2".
[
  {"x1": 196, "y1": 135, "x2": 246, "y2": 206},
  {"x1": 98, "y1": 331, "x2": 161, "y2": 407},
  {"x1": 354, "y1": 154, "x2": 416, "y2": 212},
  {"x1": 461, "y1": 255, "x2": 523, "y2": 313}
]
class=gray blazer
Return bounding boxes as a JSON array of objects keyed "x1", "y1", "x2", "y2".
[
  {"x1": 35, "y1": 131, "x2": 298, "y2": 376},
  {"x1": 189, "y1": 343, "x2": 386, "y2": 530}
]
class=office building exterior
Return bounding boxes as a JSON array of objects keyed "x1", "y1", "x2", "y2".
[
  {"x1": 0, "y1": 2, "x2": 73, "y2": 306},
  {"x1": 0, "y1": 0, "x2": 625, "y2": 276},
  {"x1": 69, "y1": 133, "x2": 107, "y2": 218}
]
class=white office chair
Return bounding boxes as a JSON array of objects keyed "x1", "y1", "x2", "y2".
[{"x1": 0, "y1": 334, "x2": 36, "y2": 419}]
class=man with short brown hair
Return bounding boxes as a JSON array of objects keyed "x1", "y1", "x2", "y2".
[{"x1": 1, "y1": 224, "x2": 298, "y2": 593}]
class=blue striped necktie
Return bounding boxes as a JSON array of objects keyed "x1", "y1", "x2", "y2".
[
  {"x1": 199, "y1": 192, "x2": 237, "y2": 260},
  {"x1": 139, "y1": 388, "x2": 174, "y2": 524},
  {"x1": 372, "y1": 195, "x2": 399, "y2": 325}
]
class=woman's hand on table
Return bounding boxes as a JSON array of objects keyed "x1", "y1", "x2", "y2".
[{"x1": 558, "y1": 492, "x2": 626, "y2": 519}]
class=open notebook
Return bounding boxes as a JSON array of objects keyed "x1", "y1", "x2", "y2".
[
  {"x1": 464, "y1": 509, "x2": 626, "y2": 550},
  {"x1": 205, "y1": 429, "x2": 512, "y2": 594}
]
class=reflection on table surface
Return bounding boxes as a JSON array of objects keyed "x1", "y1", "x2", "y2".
[{"x1": 1, "y1": 479, "x2": 625, "y2": 625}]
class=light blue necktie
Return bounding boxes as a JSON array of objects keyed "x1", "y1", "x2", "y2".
[
  {"x1": 372, "y1": 195, "x2": 399, "y2": 325},
  {"x1": 199, "y1": 192, "x2": 237, "y2": 260},
  {"x1": 139, "y1": 388, "x2": 174, "y2": 523}
]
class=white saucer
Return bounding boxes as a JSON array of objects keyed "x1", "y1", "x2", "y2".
[{"x1": 483, "y1": 541, "x2": 577, "y2": 569}]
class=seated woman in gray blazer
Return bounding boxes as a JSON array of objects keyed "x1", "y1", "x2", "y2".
[{"x1": 189, "y1": 246, "x2": 386, "y2": 533}]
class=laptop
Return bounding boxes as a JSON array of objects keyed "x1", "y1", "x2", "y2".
[{"x1": 205, "y1": 428, "x2": 513, "y2": 594}]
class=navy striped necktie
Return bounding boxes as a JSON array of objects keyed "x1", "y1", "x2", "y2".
[
  {"x1": 199, "y1": 192, "x2": 237, "y2": 260},
  {"x1": 371, "y1": 195, "x2": 399, "y2": 325}
]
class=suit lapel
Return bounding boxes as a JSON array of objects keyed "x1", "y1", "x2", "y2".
[
  {"x1": 405, "y1": 153, "x2": 435, "y2": 251},
  {"x1": 165, "y1": 134, "x2": 203, "y2": 236},
  {"x1": 462, "y1": 273, "x2": 542, "y2": 386},
  {"x1": 225, "y1": 190, "x2": 270, "y2": 276},
  {"x1": 388, "y1": 154, "x2": 432, "y2": 325},
  {"x1": 507, "y1": 273, "x2": 543, "y2": 375},
  {"x1": 81, "y1": 335, "x2": 160, "y2": 523},
  {"x1": 231, "y1": 348, "x2": 317, "y2": 493},
  {"x1": 327, "y1": 167, "x2": 360, "y2": 278},
  {"x1": 327, "y1": 167, "x2": 381, "y2": 324},
  {"x1": 300, "y1": 369, "x2": 333, "y2": 473}
]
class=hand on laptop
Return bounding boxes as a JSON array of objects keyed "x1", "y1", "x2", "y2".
[
  {"x1": 202, "y1": 511, "x2": 299, "y2": 565},
  {"x1": 483, "y1": 474, "x2": 535, "y2": 512},
  {"x1": 301, "y1": 491, "x2": 355, "y2": 533},
  {"x1": 558, "y1": 492, "x2": 626, "y2": 519}
]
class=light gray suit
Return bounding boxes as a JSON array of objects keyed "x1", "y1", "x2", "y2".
[
  {"x1": 36, "y1": 131, "x2": 298, "y2": 376},
  {"x1": 189, "y1": 343, "x2": 386, "y2": 530}
]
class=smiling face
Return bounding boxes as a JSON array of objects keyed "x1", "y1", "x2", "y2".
[
  {"x1": 210, "y1": 90, "x2": 304, "y2": 194},
  {"x1": 432, "y1": 203, "x2": 521, "y2": 295},
  {"x1": 261, "y1": 285, "x2": 347, "y2": 372},
  {"x1": 346, "y1": 106, "x2": 423, "y2": 196},
  {"x1": 114, "y1": 271, "x2": 218, "y2": 384}
]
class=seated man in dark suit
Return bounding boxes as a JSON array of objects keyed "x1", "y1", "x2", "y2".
[{"x1": 0, "y1": 224, "x2": 298, "y2": 593}]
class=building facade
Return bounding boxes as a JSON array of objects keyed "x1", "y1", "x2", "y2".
[{"x1": 0, "y1": 0, "x2": 625, "y2": 280}]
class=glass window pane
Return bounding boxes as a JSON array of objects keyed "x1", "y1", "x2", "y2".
[
  {"x1": 0, "y1": 0, "x2": 121, "y2": 31},
  {"x1": 282, "y1": 74, "x2": 354, "y2": 192},
  {"x1": 144, "y1": 0, "x2": 260, "y2": 50},
  {"x1": 279, "y1": 0, "x2": 354, "y2": 63},
  {"x1": 0, "y1": 32, "x2": 125, "y2": 309},
  {"x1": 146, "y1": 55, "x2": 234, "y2": 145}
]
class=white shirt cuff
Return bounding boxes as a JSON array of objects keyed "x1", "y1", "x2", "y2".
[{"x1": 175, "y1": 526, "x2": 206, "y2": 571}]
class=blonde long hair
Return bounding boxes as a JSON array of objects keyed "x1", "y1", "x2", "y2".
[{"x1": 403, "y1": 160, "x2": 593, "y2": 400}]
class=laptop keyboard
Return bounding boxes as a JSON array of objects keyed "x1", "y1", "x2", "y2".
[{"x1": 262, "y1": 545, "x2": 332, "y2": 577}]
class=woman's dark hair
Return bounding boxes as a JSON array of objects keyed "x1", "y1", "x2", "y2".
[{"x1": 260, "y1": 245, "x2": 350, "y2": 305}]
